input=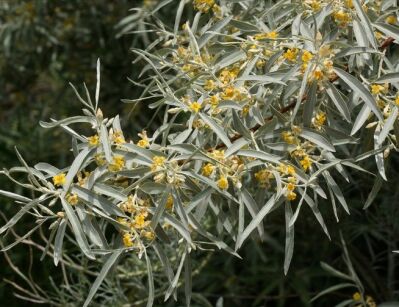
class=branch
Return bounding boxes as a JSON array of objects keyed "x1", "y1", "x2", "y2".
[{"x1": 211, "y1": 37, "x2": 395, "y2": 151}]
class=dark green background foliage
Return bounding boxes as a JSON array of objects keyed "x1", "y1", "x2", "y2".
[{"x1": 0, "y1": 1, "x2": 397, "y2": 306}]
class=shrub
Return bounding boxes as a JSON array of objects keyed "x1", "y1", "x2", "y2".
[{"x1": 1, "y1": 0, "x2": 398, "y2": 306}]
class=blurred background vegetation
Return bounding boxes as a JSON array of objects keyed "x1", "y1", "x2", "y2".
[{"x1": 0, "y1": 1, "x2": 397, "y2": 306}]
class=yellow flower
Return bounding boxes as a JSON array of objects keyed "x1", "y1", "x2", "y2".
[
  {"x1": 202, "y1": 163, "x2": 215, "y2": 177},
  {"x1": 95, "y1": 154, "x2": 106, "y2": 166},
  {"x1": 189, "y1": 102, "x2": 202, "y2": 113},
  {"x1": 310, "y1": 0, "x2": 320, "y2": 11},
  {"x1": 345, "y1": 0, "x2": 354, "y2": 8},
  {"x1": 123, "y1": 233, "x2": 134, "y2": 247},
  {"x1": 193, "y1": 0, "x2": 215, "y2": 13},
  {"x1": 133, "y1": 213, "x2": 148, "y2": 229},
  {"x1": 210, "y1": 149, "x2": 225, "y2": 161},
  {"x1": 286, "y1": 183, "x2": 295, "y2": 191},
  {"x1": 142, "y1": 230, "x2": 155, "y2": 240},
  {"x1": 286, "y1": 191, "x2": 297, "y2": 201},
  {"x1": 108, "y1": 155, "x2": 125, "y2": 172},
  {"x1": 395, "y1": 95, "x2": 399, "y2": 106},
  {"x1": 283, "y1": 48, "x2": 298, "y2": 62},
  {"x1": 112, "y1": 131, "x2": 125, "y2": 144},
  {"x1": 166, "y1": 195, "x2": 174, "y2": 210},
  {"x1": 137, "y1": 131, "x2": 150, "y2": 148},
  {"x1": 281, "y1": 131, "x2": 296, "y2": 144},
  {"x1": 386, "y1": 15, "x2": 397, "y2": 25},
  {"x1": 66, "y1": 193, "x2": 79, "y2": 205},
  {"x1": 88, "y1": 135, "x2": 99, "y2": 146},
  {"x1": 254, "y1": 31, "x2": 278, "y2": 40},
  {"x1": 217, "y1": 176, "x2": 229, "y2": 190},
  {"x1": 204, "y1": 79, "x2": 216, "y2": 91},
  {"x1": 151, "y1": 156, "x2": 166, "y2": 172},
  {"x1": 352, "y1": 292, "x2": 361, "y2": 301},
  {"x1": 254, "y1": 169, "x2": 272, "y2": 187},
  {"x1": 313, "y1": 111, "x2": 327, "y2": 128},
  {"x1": 313, "y1": 68, "x2": 324, "y2": 80},
  {"x1": 53, "y1": 173, "x2": 66, "y2": 187},
  {"x1": 333, "y1": 10, "x2": 351, "y2": 25},
  {"x1": 301, "y1": 50, "x2": 313, "y2": 63},
  {"x1": 256, "y1": 59, "x2": 266, "y2": 69},
  {"x1": 208, "y1": 95, "x2": 220, "y2": 108},
  {"x1": 370, "y1": 84, "x2": 385, "y2": 95},
  {"x1": 300, "y1": 155, "x2": 312, "y2": 171}
]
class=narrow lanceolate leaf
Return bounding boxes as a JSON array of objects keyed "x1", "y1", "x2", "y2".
[
  {"x1": 325, "y1": 82, "x2": 351, "y2": 122},
  {"x1": 0, "y1": 197, "x2": 45, "y2": 234},
  {"x1": 145, "y1": 251, "x2": 155, "y2": 307},
  {"x1": 334, "y1": 47, "x2": 380, "y2": 58},
  {"x1": 199, "y1": 113, "x2": 232, "y2": 147},
  {"x1": 60, "y1": 196, "x2": 95, "y2": 260},
  {"x1": 198, "y1": 16, "x2": 232, "y2": 48},
  {"x1": 72, "y1": 186, "x2": 124, "y2": 217},
  {"x1": 373, "y1": 22, "x2": 399, "y2": 42},
  {"x1": 0, "y1": 189, "x2": 31, "y2": 203},
  {"x1": 300, "y1": 129, "x2": 336, "y2": 152},
  {"x1": 40, "y1": 116, "x2": 94, "y2": 129},
  {"x1": 284, "y1": 201, "x2": 294, "y2": 275},
  {"x1": 363, "y1": 175, "x2": 383, "y2": 209},
  {"x1": 351, "y1": 104, "x2": 371, "y2": 135},
  {"x1": 377, "y1": 106, "x2": 398, "y2": 145},
  {"x1": 240, "y1": 188, "x2": 264, "y2": 238},
  {"x1": 54, "y1": 218, "x2": 67, "y2": 266},
  {"x1": 215, "y1": 49, "x2": 247, "y2": 69},
  {"x1": 100, "y1": 124, "x2": 112, "y2": 163},
  {"x1": 374, "y1": 125, "x2": 387, "y2": 181},
  {"x1": 237, "y1": 149, "x2": 281, "y2": 164},
  {"x1": 64, "y1": 147, "x2": 95, "y2": 191},
  {"x1": 353, "y1": 0, "x2": 378, "y2": 49},
  {"x1": 95, "y1": 58, "x2": 100, "y2": 109},
  {"x1": 333, "y1": 67, "x2": 383, "y2": 121},
  {"x1": 236, "y1": 194, "x2": 282, "y2": 250},
  {"x1": 375, "y1": 72, "x2": 399, "y2": 84},
  {"x1": 83, "y1": 250, "x2": 123, "y2": 307}
]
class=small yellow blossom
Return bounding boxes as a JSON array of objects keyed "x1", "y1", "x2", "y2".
[
  {"x1": 287, "y1": 183, "x2": 295, "y2": 191},
  {"x1": 254, "y1": 31, "x2": 278, "y2": 40},
  {"x1": 202, "y1": 163, "x2": 215, "y2": 177},
  {"x1": 108, "y1": 155, "x2": 125, "y2": 172},
  {"x1": 193, "y1": 0, "x2": 215, "y2": 13},
  {"x1": 313, "y1": 68, "x2": 324, "y2": 80},
  {"x1": 95, "y1": 154, "x2": 106, "y2": 166},
  {"x1": 217, "y1": 176, "x2": 229, "y2": 190},
  {"x1": 123, "y1": 233, "x2": 134, "y2": 247},
  {"x1": 352, "y1": 292, "x2": 361, "y2": 301},
  {"x1": 254, "y1": 169, "x2": 272, "y2": 187},
  {"x1": 283, "y1": 48, "x2": 298, "y2": 62},
  {"x1": 395, "y1": 95, "x2": 399, "y2": 106},
  {"x1": 133, "y1": 213, "x2": 148, "y2": 229},
  {"x1": 189, "y1": 101, "x2": 202, "y2": 113},
  {"x1": 256, "y1": 59, "x2": 266, "y2": 69},
  {"x1": 210, "y1": 149, "x2": 225, "y2": 161},
  {"x1": 370, "y1": 84, "x2": 385, "y2": 95},
  {"x1": 137, "y1": 131, "x2": 150, "y2": 148},
  {"x1": 112, "y1": 131, "x2": 125, "y2": 144},
  {"x1": 300, "y1": 155, "x2": 312, "y2": 171},
  {"x1": 333, "y1": 10, "x2": 351, "y2": 25},
  {"x1": 208, "y1": 95, "x2": 220, "y2": 108},
  {"x1": 386, "y1": 15, "x2": 397, "y2": 25},
  {"x1": 53, "y1": 173, "x2": 66, "y2": 187},
  {"x1": 66, "y1": 193, "x2": 79, "y2": 205},
  {"x1": 281, "y1": 131, "x2": 296, "y2": 144},
  {"x1": 142, "y1": 230, "x2": 155, "y2": 240},
  {"x1": 88, "y1": 135, "x2": 99, "y2": 147},
  {"x1": 166, "y1": 195, "x2": 174, "y2": 210},
  {"x1": 313, "y1": 111, "x2": 327, "y2": 128},
  {"x1": 301, "y1": 50, "x2": 313, "y2": 63},
  {"x1": 204, "y1": 79, "x2": 216, "y2": 91},
  {"x1": 151, "y1": 156, "x2": 166, "y2": 172},
  {"x1": 286, "y1": 191, "x2": 297, "y2": 201},
  {"x1": 345, "y1": 0, "x2": 354, "y2": 9}
]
